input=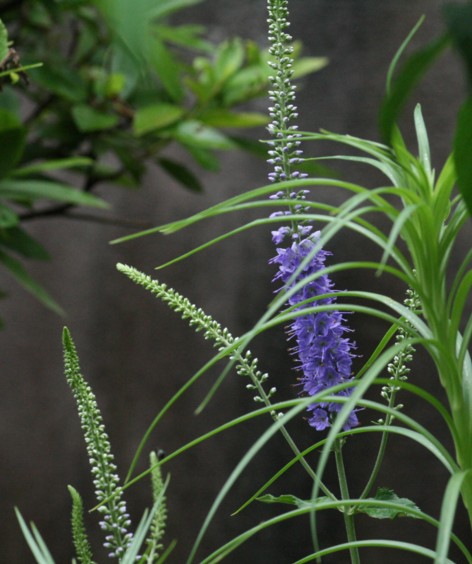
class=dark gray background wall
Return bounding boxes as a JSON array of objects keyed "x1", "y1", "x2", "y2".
[{"x1": 1, "y1": 1, "x2": 470, "y2": 562}]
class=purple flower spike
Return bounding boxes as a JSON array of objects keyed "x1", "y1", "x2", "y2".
[{"x1": 270, "y1": 233, "x2": 359, "y2": 431}]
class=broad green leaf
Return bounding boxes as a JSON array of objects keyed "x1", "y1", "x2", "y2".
[
  {"x1": 453, "y1": 95, "x2": 472, "y2": 217},
  {"x1": 150, "y1": 39, "x2": 183, "y2": 102},
  {"x1": 0, "y1": 179, "x2": 108, "y2": 208},
  {"x1": 158, "y1": 157, "x2": 203, "y2": 192},
  {"x1": 214, "y1": 39, "x2": 245, "y2": 84},
  {"x1": 33, "y1": 66, "x2": 87, "y2": 103},
  {"x1": 358, "y1": 488, "x2": 420, "y2": 519},
  {"x1": 199, "y1": 109, "x2": 269, "y2": 128},
  {"x1": 443, "y1": 3, "x2": 472, "y2": 86},
  {"x1": 11, "y1": 157, "x2": 93, "y2": 177},
  {"x1": 0, "y1": 226, "x2": 49, "y2": 260},
  {"x1": 182, "y1": 144, "x2": 220, "y2": 171},
  {"x1": 133, "y1": 103, "x2": 184, "y2": 136},
  {"x1": 0, "y1": 18, "x2": 9, "y2": 62},
  {"x1": 175, "y1": 120, "x2": 236, "y2": 150},
  {"x1": 150, "y1": 0, "x2": 205, "y2": 20},
  {"x1": 0, "y1": 109, "x2": 26, "y2": 179},
  {"x1": 72, "y1": 104, "x2": 119, "y2": 132},
  {"x1": 0, "y1": 203, "x2": 18, "y2": 228},
  {"x1": 379, "y1": 34, "x2": 450, "y2": 142},
  {"x1": 292, "y1": 56, "x2": 328, "y2": 79},
  {"x1": 0, "y1": 250, "x2": 63, "y2": 315}
]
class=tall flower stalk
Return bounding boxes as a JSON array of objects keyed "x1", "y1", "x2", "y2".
[{"x1": 266, "y1": 0, "x2": 358, "y2": 432}]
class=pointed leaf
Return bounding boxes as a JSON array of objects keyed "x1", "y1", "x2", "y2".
[
  {"x1": 358, "y1": 487, "x2": 420, "y2": 519},
  {"x1": 0, "y1": 179, "x2": 108, "y2": 208},
  {"x1": 72, "y1": 104, "x2": 119, "y2": 132},
  {"x1": 0, "y1": 250, "x2": 63, "y2": 315},
  {"x1": 453, "y1": 95, "x2": 472, "y2": 217},
  {"x1": 0, "y1": 226, "x2": 49, "y2": 259},
  {"x1": 158, "y1": 157, "x2": 203, "y2": 192},
  {"x1": 0, "y1": 18, "x2": 9, "y2": 62},
  {"x1": 257, "y1": 493, "x2": 328, "y2": 509},
  {"x1": 0, "y1": 204, "x2": 18, "y2": 228},
  {"x1": 11, "y1": 157, "x2": 93, "y2": 177},
  {"x1": 0, "y1": 109, "x2": 26, "y2": 179},
  {"x1": 379, "y1": 34, "x2": 450, "y2": 142},
  {"x1": 133, "y1": 104, "x2": 184, "y2": 136},
  {"x1": 175, "y1": 120, "x2": 236, "y2": 150}
]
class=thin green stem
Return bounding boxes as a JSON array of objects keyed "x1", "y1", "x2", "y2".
[{"x1": 335, "y1": 439, "x2": 360, "y2": 564}]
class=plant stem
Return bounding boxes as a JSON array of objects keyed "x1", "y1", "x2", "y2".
[{"x1": 335, "y1": 438, "x2": 360, "y2": 564}]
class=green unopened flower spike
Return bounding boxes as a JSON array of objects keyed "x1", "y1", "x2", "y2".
[
  {"x1": 62, "y1": 327, "x2": 133, "y2": 559},
  {"x1": 143, "y1": 451, "x2": 168, "y2": 561},
  {"x1": 116, "y1": 264, "x2": 273, "y2": 405},
  {"x1": 68, "y1": 485, "x2": 95, "y2": 564}
]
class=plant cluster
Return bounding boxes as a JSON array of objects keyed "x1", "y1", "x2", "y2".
[{"x1": 14, "y1": 0, "x2": 472, "y2": 562}]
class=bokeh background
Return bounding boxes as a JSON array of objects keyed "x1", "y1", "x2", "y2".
[{"x1": 1, "y1": 1, "x2": 471, "y2": 562}]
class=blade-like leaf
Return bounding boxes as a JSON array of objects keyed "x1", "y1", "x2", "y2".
[
  {"x1": 453, "y1": 95, "x2": 472, "y2": 217},
  {"x1": 0, "y1": 179, "x2": 108, "y2": 208},
  {"x1": 379, "y1": 34, "x2": 450, "y2": 142}
]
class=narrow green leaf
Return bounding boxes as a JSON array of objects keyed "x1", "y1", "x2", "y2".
[
  {"x1": 0, "y1": 250, "x2": 63, "y2": 315},
  {"x1": 199, "y1": 109, "x2": 269, "y2": 128},
  {"x1": 72, "y1": 104, "x2": 119, "y2": 132},
  {"x1": 0, "y1": 179, "x2": 108, "y2": 208},
  {"x1": 11, "y1": 157, "x2": 93, "y2": 177},
  {"x1": 158, "y1": 157, "x2": 203, "y2": 192},
  {"x1": 358, "y1": 488, "x2": 420, "y2": 519},
  {"x1": 379, "y1": 34, "x2": 450, "y2": 142},
  {"x1": 453, "y1": 95, "x2": 472, "y2": 217},
  {"x1": 443, "y1": 2, "x2": 472, "y2": 86},
  {"x1": 150, "y1": 38, "x2": 183, "y2": 102},
  {"x1": 15, "y1": 508, "x2": 55, "y2": 564},
  {"x1": 386, "y1": 16, "x2": 425, "y2": 95},
  {"x1": 257, "y1": 493, "x2": 327, "y2": 509},
  {"x1": 0, "y1": 203, "x2": 18, "y2": 228},
  {"x1": 133, "y1": 104, "x2": 184, "y2": 136},
  {"x1": 0, "y1": 109, "x2": 26, "y2": 179},
  {"x1": 0, "y1": 18, "x2": 9, "y2": 62},
  {"x1": 0, "y1": 226, "x2": 49, "y2": 260}
]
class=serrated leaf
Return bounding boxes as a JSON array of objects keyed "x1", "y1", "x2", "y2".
[
  {"x1": 358, "y1": 487, "x2": 420, "y2": 519},
  {"x1": 199, "y1": 109, "x2": 269, "y2": 128},
  {"x1": 133, "y1": 103, "x2": 184, "y2": 136},
  {"x1": 175, "y1": 120, "x2": 236, "y2": 150},
  {"x1": 0, "y1": 250, "x2": 63, "y2": 315},
  {"x1": 159, "y1": 157, "x2": 203, "y2": 192},
  {"x1": 0, "y1": 109, "x2": 26, "y2": 179},
  {"x1": 72, "y1": 104, "x2": 119, "y2": 132},
  {"x1": 0, "y1": 179, "x2": 109, "y2": 208},
  {"x1": 454, "y1": 95, "x2": 472, "y2": 217},
  {"x1": 0, "y1": 204, "x2": 18, "y2": 228}
]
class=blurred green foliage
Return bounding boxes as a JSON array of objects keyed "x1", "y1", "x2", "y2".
[{"x1": 0, "y1": 0, "x2": 326, "y2": 325}]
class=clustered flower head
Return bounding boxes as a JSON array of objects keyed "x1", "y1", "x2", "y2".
[
  {"x1": 266, "y1": 0, "x2": 359, "y2": 431},
  {"x1": 270, "y1": 229, "x2": 359, "y2": 430},
  {"x1": 63, "y1": 329, "x2": 134, "y2": 559}
]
